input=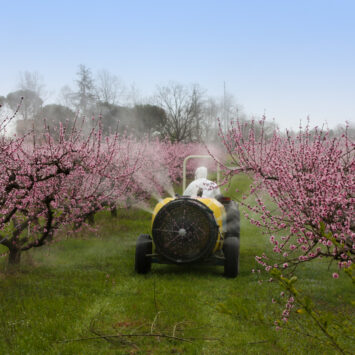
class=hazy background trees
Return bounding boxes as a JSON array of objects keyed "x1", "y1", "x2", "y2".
[
  {"x1": 0, "y1": 65, "x2": 259, "y2": 141},
  {"x1": 72, "y1": 64, "x2": 96, "y2": 114},
  {"x1": 35, "y1": 104, "x2": 75, "y2": 138},
  {"x1": 95, "y1": 69, "x2": 126, "y2": 105},
  {"x1": 18, "y1": 71, "x2": 46, "y2": 99},
  {"x1": 2, "y1": 64, "x2": 351, "y2": 142}
]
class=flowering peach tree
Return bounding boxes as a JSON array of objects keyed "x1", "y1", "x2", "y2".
[
  {"x1": 220, "y1": 118, "x2": 354, "y2": 352},
  {"x1": 122, "y1": 138, "x2": 217, "y2": 205},
  {"x1": 0, "y1": 99, "x2": 217, "y2": 265},
  {"x1": 0, "y1": 115, "x2": 139, "y2": 265},
  {"x1": 222, "y1": 118, "x2": 354, "y2": 274}
]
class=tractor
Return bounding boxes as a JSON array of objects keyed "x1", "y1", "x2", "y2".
[{"x1": 135, "y1": 155, "x2": 240, "y2": 277}]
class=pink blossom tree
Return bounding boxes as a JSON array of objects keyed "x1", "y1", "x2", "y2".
[
  {"x1": 221, "y1": 118, "x2": 354, "y2": 272},
  {"x1": 120, "y1": 139, "x2": 217, "y2": 205},
  {"x1": 0, "y1": 115, "x2": 139, "y2": 265},
  {"x1": 219, "y1": 118, "x2": 354, "y2": 352}
]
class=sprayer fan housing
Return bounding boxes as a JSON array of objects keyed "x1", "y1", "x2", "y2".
[{"x1": 152, "y1": 197, "x2": 219, "y2": 263}]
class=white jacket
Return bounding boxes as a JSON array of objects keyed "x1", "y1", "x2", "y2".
[
  {"x1": 184, "y1": 166, "x2": 221, "y2": 198},
  {"x1": 184, "y1": 178, "x2": 221, "y2": 198}
]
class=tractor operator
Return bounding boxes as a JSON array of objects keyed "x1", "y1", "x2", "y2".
[{"x1": 183, "y1": 166, "x2": 221, "y2": 199}]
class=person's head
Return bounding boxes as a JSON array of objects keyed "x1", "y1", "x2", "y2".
[{"x1": 195, "y1": 166, "x2": 208, "y2": 180}]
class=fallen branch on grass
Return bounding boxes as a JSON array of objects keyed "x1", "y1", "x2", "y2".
[
  {"x1": 57, "y1": 332, "x2": 222, "y2": 344},
  {"x1": 245, "y1": 340, "x2": 269, "y2": 345},
  {"x1": 90, "y1": 328, "x2": 139, "y2": 350},
  {"x1": 58, "y1": 333, "x2": 192, "y2": 343}
]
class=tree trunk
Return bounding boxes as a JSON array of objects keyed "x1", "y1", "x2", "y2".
[
  {"x1": 8, "y1": 249, "x2": 21, "y2": 265},
  {"x1": 87, "y1": 212, "x2": 95, "y2": 225},
  {"x1": 110, "y1": 206, "x2": 117, "y2": 218},
  {"x1": 73, "y1": 221, "x2": 82, "y2": 230}
]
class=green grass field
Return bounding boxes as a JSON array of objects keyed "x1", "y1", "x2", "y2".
[{"x1": 0, "y1": 175, "x2": 353, "y2": 354}]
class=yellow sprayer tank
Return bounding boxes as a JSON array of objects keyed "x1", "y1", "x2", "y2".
[{"x1": 151, "y1": 196, "x2": 226, "y2": 263}]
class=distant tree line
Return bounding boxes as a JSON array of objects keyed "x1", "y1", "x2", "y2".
[
  {"x1": 0, "y1": 66, "x2": 248, "y2": 142},
  {"x1": 1, "y1": 66, "x2": 352, "y2": 141}
]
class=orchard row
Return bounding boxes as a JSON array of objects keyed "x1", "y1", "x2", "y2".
[{"x1": 0, "y1": 115, "x2": 213, "y2": 264}]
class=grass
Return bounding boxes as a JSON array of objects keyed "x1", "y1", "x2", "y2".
[{"x1": 0, "y1": 175, "x2": 353, "y2": 354}]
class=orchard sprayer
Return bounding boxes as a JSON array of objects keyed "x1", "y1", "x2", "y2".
[{"x1": 135, "y1": 155, "x2": 241, "y2": 278}]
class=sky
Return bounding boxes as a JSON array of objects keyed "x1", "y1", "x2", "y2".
[{"x1": 1, "y1": 0, "x2": 354, "y2": 130}]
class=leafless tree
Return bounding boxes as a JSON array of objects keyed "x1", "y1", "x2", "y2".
[
  {"x1": 189, "y1": 84, "x2": 205, "y2": 141},
  {"x1": 220, "y1": 90, "x2": 242, "y2": 133},
  {"x1": 18, "y1": 71, "x2": 47, "y2": 101},
  {"x1": 201, "y1": 97, "x2": 219, "y2": 140},
  {"x1": 332, "y1": 122, "x2": 355, "y2": 139},
  {"x1": 95, "y1": 69, "x2": 126, "y2": 105},
  {"x1": 126, "y1": 83, "x2": 141, "y2": 106},
  {"x1": 199, "y1": 90, "x2": 247, "y2": 141},
  {"x1": 155, "y1": 82, "x2": 204, "y2": 142},
  {"x1": 58, "y1": 85, "x2": 75, "y2": 109}
]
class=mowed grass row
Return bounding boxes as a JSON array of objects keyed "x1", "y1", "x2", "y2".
[{"x1": 0, "y1": 175, "x2": 353, "y2": 354}]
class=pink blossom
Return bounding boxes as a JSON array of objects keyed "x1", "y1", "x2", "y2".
[
  {"x1": 1, "y1": 113, "x2": 212, "y2": 263},
  {"x1": 217, "y1": 117, "x2": 354, "y2": 277}
]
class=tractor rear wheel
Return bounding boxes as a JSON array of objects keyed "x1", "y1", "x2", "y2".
[
  {"x1": 225, "y1": 201, "x2": 240, "y2": 239},
  {"x1": 223, "y1": 237, "x2": 240, "y2": 278},
  {"x1": 135, "y1": 234, "x2": 152, "y2": 274}
]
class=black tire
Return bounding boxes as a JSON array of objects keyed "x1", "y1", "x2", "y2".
[
  {"x1": 223, "y1": 237, "x2": 240, "y2": 278},
  {"x1": 135, "y1": 234, "x2": 152, "y2": 274},
  {"x1": 225, "y1": 201, "x2": 240, "y2": 239}
]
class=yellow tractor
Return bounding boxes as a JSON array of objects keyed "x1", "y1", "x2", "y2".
[{"x1": 135, "y1": 155, "x2": 240, "y2": 277}]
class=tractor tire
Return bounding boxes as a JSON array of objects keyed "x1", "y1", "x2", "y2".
[
  {"x1": 135, "y1": 234, "x2": 152, "y2": 274},
  {"x1": 223, "y1": 237, "x2": 240, "y2": 278},
  {"x1": 225, "y1": 201, "x2": 240, "y2": 239}
]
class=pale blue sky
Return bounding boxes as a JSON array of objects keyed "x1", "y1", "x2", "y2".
[{"x1": 1, "y1": 0, "x2": 354, "y2": 129}]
